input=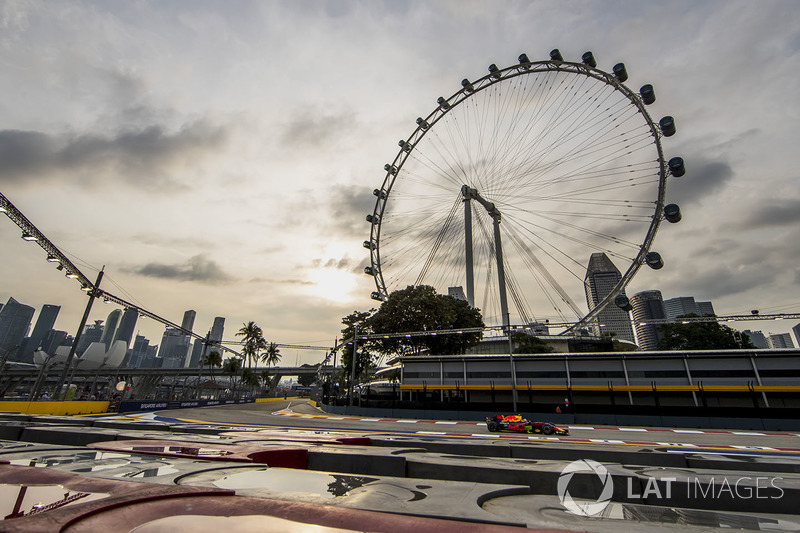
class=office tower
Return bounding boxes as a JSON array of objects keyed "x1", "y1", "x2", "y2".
[
  {"x1": 20, "y1": 304, "x2": 60, "y2": 362},
  {"x1": 41, "y1": 330, "x2": 68, "y2": 356},
  {"x1": 767, "y1": 333, "x2": 795, "y2": 349},
  {"x1": 210, "y1": 317, "x2": 225, "y2": 343},
  {"x1": 664, "y1": 296, "x2": 715, "y2": 319},
  {"x1": 0, "y1": 297, "x2": 36, "y2": 361},
  {"x1": 181, "y1": 310, "x2": 196, "y2": 333},
  {"x1": 113, "y1": 308, "x2": 139, "y2": 348},
  {"x1": 743, "y1": 330, "x2": 768, "y2": 349},
  {"x1": 583, "y1": 253, "x2": 635, "y2": 342},
  {"x1": 99, "y1": 309, "x2": 122, "y2": 349},
  {"x1": 76, "y1": 320, "x2": 104, "y2": 356},
  {"x1": 630, "y1": 290, "x2": 667, "y2": 351},
  {"x1": 158, "y1": 327, "x2": 192, "y2": 368},
  {"x1": 188, "y1": 316, "x2": 226, "y2": 368},
  {"x1": 793, "y1": 323, "x2": 800, "y2": 350},
  {"x1": 448, "y1": 286, "x2": 467, "y2": 302},
  {"x1": 696, "y1": 301, "x2": 715, "y2": 316}
]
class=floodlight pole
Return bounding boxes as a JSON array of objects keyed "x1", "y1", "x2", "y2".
[
  {"x1": 54, "y1": 268, "x2": 104, "y2": 400},
  {"x1": 349, "y1": 326, "x2": 358, "y2": 407}
]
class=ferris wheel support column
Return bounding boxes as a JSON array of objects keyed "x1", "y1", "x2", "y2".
[
  {"x1": 493, "y1": 216, "x2": 510, "y2": 328},
  {"x1": 462, "y1": 186, "x2": 475, "y2": 308}
]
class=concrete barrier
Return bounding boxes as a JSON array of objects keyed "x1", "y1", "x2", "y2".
[{"x1": 0, "y1": 400, "x2": 110, "y2": 416}]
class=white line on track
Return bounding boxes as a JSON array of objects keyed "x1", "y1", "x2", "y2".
[
  {"x1": 673, "y1": 430, "x2": 704, "y2": 434},
  {"x1": 434, "y1": 421, "x2": 458, "y2": 425},
  {"x1": 732, "y1": 432, "x2": 765, "y2": 436},
  {"x1": 618, "y1": 428, "x2": 648, "y2": 432}
]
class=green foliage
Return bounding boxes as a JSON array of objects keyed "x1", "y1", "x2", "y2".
[
  {"x1": 201, "y1": 350, "x2": 223, "y2": 382},
  {"x1": 261, "y1": 342, "x2": 281, "y2": 368},
  {"x1": 222, "y1": 357, "x2": 242, "y2": 375},
  {"x1": 511, "y1": 331, "x2": 556, "y2": 354},
  {"x1": 657, "y1": 315, "x2": 756, "y2": 350},
  {"x1": 339, "y1": 310, "x2": 376, "y2": 387},
  {"x1": 297, "y1": 372, "x2": 317, "y2": 387},
  {"x1": 236, "y1": 321, "x2": 267, "y2": 369},
  {"x1": 368, "y1": 285, "x2": 484, "y2": 356}
]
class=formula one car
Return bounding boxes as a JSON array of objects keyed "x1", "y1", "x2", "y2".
[{"x1": 485, "y1": 414, "x2": 569, "y2": 435}]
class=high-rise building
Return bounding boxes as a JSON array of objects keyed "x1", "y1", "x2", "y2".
[
  {"x1": 181, "y1": 310, "x2": 196, "y2": 333},
  {"x1": 630, "y1": 290, "x2": 667, "y2": 351},
  {"x1": 99, "y1": 309, "x2": 122, "y2": 350},
  {"x1": 188, "y1": 316, "x2": 226, "y2": 368},
  {"x1": 448, "y1": 286, "x2": 467, "y2": 301},
  {"x1": 664, "y1": 297, "x2": 716, "y2": 319},
  {"x1": 41, "y1": 329, "x2": 68, "y2": 356},
  {"x1": 696, "y1": 301, "x2": 715, "y2": 316},
  {"x1": 0, "y1": 297, "x2": 35, "y2": 362},
  {"x1": 743, "y1": 330, "x2": 768, "y2": 349},
  {"x1": 583, "y1": 253, "x2": 634, "y2": 342},
  {"x1": 76, "y1": 320, "x2": 104, "y2": 356},
  {"x1": 112, "y1": 308, "x2": 139, "y2": 348},
  {"x1": 664, "y1": 297, "x2": 699, "y2": 319},
  {"x1": 767, "y1": 333, "x2": 795, "y2": 349},
  {"x1": 792, "y1": 323, "x2": 800, "y2": 351},
  {"x1": 20, "y1": 304, "x2": 60, "y2": 362},
  {"x1": 158, "y1": 327, "x2": 191, "y2": 368}
]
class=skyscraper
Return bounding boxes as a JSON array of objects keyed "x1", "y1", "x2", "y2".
[
  {"x1": 188, "y1": 316, "x2": 226, "y2": 368},
  {"x1": 664, "y1": 296, "x2": 715, "y2": 319},
  {"x1": 767, "y1": 333, "x2": 795, "y2": 349},
  {"x1": 112, "y1": 308, "x2": 139, "y2": 348},
  {"x1": 743, "y1": 330, "x2": 768, "y2": 349},
  {"x1": 181, "y1": 310, "x2": 196, "y2": 333},
  {"x1": 20, "y1": 304, "x2": 60, "y2": 362},
  {"x1": 99, "y1": 309, "x2": 122, "y2": 350},
  {"x1": 793, "y1": 323, "x2": 800, "y2": 350},
  {"x1": 630, "y1": 290, "x2": 667, "y2": 351},
  {"x1": 583, "y1": 253, "x2": 634, "y2": 342},
  {"x1": 0, "y1": 297, "x2": 35, "y2": 362}
]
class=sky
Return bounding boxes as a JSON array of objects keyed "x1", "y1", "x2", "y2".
[{"x1": 1, "y1": 0, "x2": 799, "y2": 364}]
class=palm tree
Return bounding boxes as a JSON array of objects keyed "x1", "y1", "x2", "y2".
[
  {"x1": 261, "y1": 342, "x2": 281, "y2": 370},
  {"x1": 222, "y1": 357, "x2": 243, "y2": 398},
  {"x1": 201, "y1": 350, "x2": 223, "y2": 384},
  {"x1": 236, "y1": 321, "x2": 266, "y2": 370},
  {"x1": 260, "y1": 369, "x2": 272, "y2": 394},
  {"x1": 241, "y1": 368, "x2": 260, "y2": 397}
]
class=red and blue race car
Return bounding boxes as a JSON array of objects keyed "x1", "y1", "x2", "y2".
[{"x1": 485, "y1": 414, "x2": 569, "y2": 435}]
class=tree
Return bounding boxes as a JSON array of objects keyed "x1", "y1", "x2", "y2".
[
  {"x1": 222, "y1": 357, "x2": 242, "y2": 397},
  {"x1": 657, "y1": 315, "x2": 756, "y2": 350},
  {"x1": 368, "y1": 285, "x2": 484, "y2": 356},
  {"x1": 261, "y1": 342, "x2": 281, "y2": 369},
  {"x1": 511, "y1": 332, "x2": 556, "y2": 354},
  {"x1": 201, "y1": 350, "x2": 223, "y2": 383},
  {"x1": 339, "y1": 310, "x2": 376, "y2": 389},
  {"x1": 297, "y1": 372, "x2": 316, "y2": 387},
  {"x1": 236, "y1": 321, "x2": 266, "y2": 370},
  {"x1": 241, "y1": 368, "x2": 261, "y2": 396}
]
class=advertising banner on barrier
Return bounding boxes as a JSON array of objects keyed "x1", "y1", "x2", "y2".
[{"x1": 118, "y1": 398, "x2": 255, "y2": 413}]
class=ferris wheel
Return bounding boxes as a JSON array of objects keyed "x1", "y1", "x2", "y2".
[{"x1": 364, "y1": 50, "x2": 684, "y2": 332}]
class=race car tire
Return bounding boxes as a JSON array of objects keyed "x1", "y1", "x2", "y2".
[
  {"x1": 542, "y1": 424, "x2": 554, "y2": 435},
  {"x1": 487, "y1": 421, "x2": 499, "y2": 432}
]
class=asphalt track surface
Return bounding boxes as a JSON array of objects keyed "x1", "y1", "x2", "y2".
[{"x1": 146, "y1": 400, "x2": 800, "y2": 457}]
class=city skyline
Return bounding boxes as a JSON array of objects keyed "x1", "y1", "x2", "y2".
[{"x1": 1, "y1": 2, "x2": 798, "y2": 364}]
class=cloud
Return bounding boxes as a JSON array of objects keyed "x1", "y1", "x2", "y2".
[
  {"x1": 328, "y1": 184, "x2": 379, "y2": 237},
  {"x1": 666, "y1": 159, "x2": 734, "y2": 207},
  {"x1": 126, "y1": 255, "x2": 233, "y2": 283},
  {"x1": 279, "y1": 109, "x2": 355, "y2": 149},
  {"x1": 738, "y1": 198, "x2": 800, "y2": 229},
  {"x1": 0, "y1": 121, "x2": 227, "y2": 189}
]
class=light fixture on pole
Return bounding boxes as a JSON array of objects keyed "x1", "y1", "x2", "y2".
[
  {"x1": 46, "y1": 254, "x2": 59, "y2": 262},
  {"x1": 65, "y1": 271, "x2": 78, "y2": 279},
  {"x1": 21, "y1": 231, "x2": 37, "y2": 241}
]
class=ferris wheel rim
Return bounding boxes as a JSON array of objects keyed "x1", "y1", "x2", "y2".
[{"x1": 367, "y1": 56, "x2": 670, "y2": 332}]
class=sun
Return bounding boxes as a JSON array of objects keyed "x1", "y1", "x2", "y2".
[{"x1": 310, "y1": 267, "x2": 357, "y2": 302}]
